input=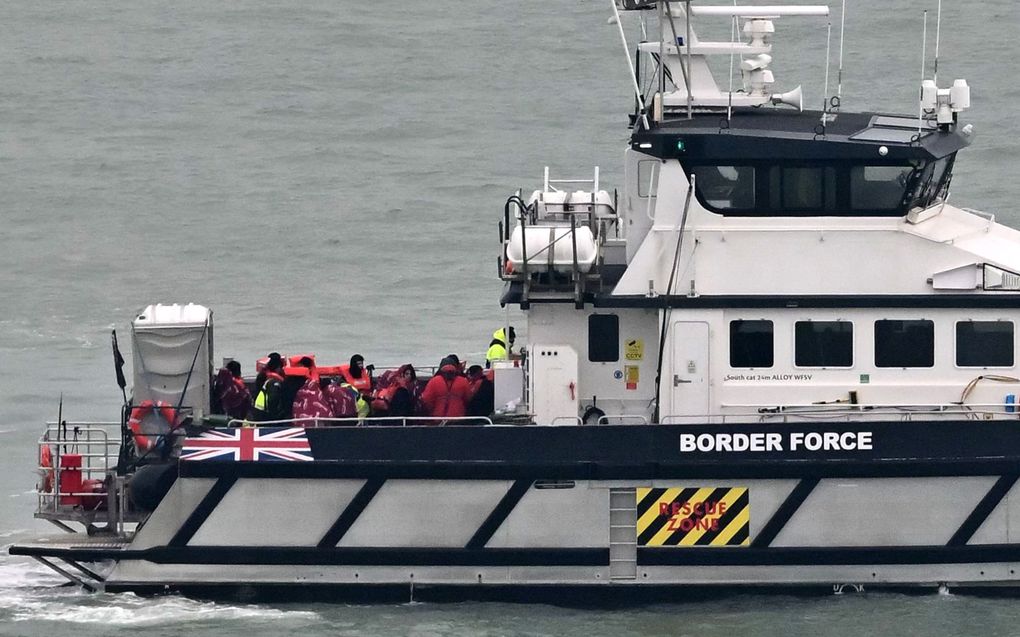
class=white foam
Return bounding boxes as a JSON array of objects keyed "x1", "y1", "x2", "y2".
[{"x1": 11, "y1": 593, "x2": 322, "y2": 626}]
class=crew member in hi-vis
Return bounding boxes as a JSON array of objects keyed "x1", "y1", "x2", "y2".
[{"x1": 636, "y1": 487, "x2": 750, "y2": 547}]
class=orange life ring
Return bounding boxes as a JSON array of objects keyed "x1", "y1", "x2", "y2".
[
  {"x1": 39, "y1": 445, "x2": 54, "y2": 492},
  {"x1": 128, "y1": 400, "x2": 178, "y2": 452}
]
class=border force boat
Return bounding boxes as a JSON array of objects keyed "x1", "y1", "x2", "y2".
[{"x1": 14, "y1": 1, "x2": 1020, "y2": 598}]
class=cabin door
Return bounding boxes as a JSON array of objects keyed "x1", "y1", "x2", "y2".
[{"x1": 669, "y1": 321, "x2": 710, "y2": 422}]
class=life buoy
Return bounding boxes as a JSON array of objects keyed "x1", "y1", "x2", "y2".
[
  {"x1": 39, "y1": 444, "x2": 54, "y2": 493},
  {"x1": 128, "y1": 400, "x2": 178, "y2": 452}
]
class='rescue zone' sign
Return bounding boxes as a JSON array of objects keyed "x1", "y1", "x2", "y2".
[{"x1": 636, "y1": 487, "x2": 749, "y2": 547}]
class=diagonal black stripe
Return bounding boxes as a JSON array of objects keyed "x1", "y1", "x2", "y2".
[
  {"x1": 663, "y1": 487, "x2": 730, "y2": 546},
  {"x1": 317, "y1": 479, "x2": 385, "y2": 548},
  {"x1": 636, "y1": 487, "x2": 667, "y2": 516},
  {"x1": 168, "y1": 476, "x2": 236, "y2": 547},
  {"x1": 948, "y1": 474, "x2": 1019, "y2": 546},
  {"x1": 638, "y1": 488, "x2": 697, "y2": 545},
  {"x1": 466, "y1": 480, "x2": 533, "y2": 549},
  {"x1": 751, "y1": 477, "x2": 820, "y2": 548},
  {"x1": 728, "y1": 522, "x2": 750, "y2": 546},
  {"x1": 695, "y1": 490, "x2": 749, "y2": 546}
]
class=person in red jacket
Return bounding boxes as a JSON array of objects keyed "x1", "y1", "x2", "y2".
[
  {"x1": 420, "y1": 361, "x2": 471, "y2": 422},
  {"x1": 213, "y1": 361, "x2": 251, "y2": 420},
  {"x1": 291, "y1": 358, "x2": 331, "y2": 426}
]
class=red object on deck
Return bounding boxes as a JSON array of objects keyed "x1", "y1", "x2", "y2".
[{"x1": 59, "y1": 453, "x2": 82, "y2": 506}]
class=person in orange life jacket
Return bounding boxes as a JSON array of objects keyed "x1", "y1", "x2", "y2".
[
  {"x1": 252, "y1": 354, "x2": 287, "y2": 421},
  {"x1": 420, "y1": 360, "x2": 471, "y2": 421},
  {"x1": 255, "y1": 352, "x2": 283, "y2": 393},
  {"x1": 372, "y1": 364, "x2": 418, "y2": 418},
  {"x1": 340, "y1": 354, "x2": 373, "y2": 394},
  {"x1": 291, "y1": 357, "x2": 331, "y2": 426},
  {"x1": 213, "y1": 360, "x2": 251, "y2": 420},
  {"x1": 465, "y1": 365, "x2": 494, "y2": 423}
]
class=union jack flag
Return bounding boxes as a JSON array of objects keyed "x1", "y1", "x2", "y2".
[{"x1": 181, "y1": 427, "x2": 314, "y2": 462}]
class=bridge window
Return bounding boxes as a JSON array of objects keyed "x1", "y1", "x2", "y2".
[
  {"x1": 588, "y1": 314, "x2": 619, "y2": 362},
  {"x1": 875, "y1": 320, "x2": 934, "y2": 368},
  {"x1": 795, "y1": 321, "x2": 853, "y2": 367},
  {"x1": 769, "y1": 166, "x2": 837, "y2": 212},
  {"x1": 730, "y1": 320, "x2": 774, "y2": 368},
  {"x1": 850, "y1": 164, "x2": 918, "y2": 211},
  {"x1": 956, "y1": 321, "x2": 1014, "y2": 368},
  {"x1": 692, "y1": 165, "x2": 755, "y2": 211}
]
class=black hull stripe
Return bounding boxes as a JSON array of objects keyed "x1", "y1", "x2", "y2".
[
  {"x1": 948, "y1": 474, "x2": 1020, "y2": 547},
  {"x1": 168, "y1": 477, "x2": 236, "y2": 547},
  {"x1": 466, "y1": 480, "x2": 532, "y2": 549},
  {"x1": 317, "y1": 479, "x2": 385, "y2": 548},
  {"x1": 637, "y1": 544, "x2": 1020, "y2": 566},
  {"x1": 179, "y1": 459, "x2": 1020, "y2": 481},
  {"x1": 13, "y1": 544, "x2": 1020, "y2": 568},
  {"x1": 751, "y1": 478, "x2": 820, "y2": 548}
]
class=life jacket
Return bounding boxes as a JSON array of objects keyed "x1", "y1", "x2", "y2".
[
  {"x1": 339, "y1": 364, "x2": 372, "y2": 394},
  {"x1": 253, "y1": 371, "x2": 286, "y2": 421},
  {"x1": 340, "y1": 382, "x2": 370, "y2": 420}
]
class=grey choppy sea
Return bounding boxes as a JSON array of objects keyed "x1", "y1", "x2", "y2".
[{"x1": 2, "y1": 1, "x2": 1019, "y2": 634}]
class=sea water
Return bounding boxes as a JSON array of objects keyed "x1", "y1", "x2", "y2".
[{"x1": 2, "y1": 0, "x2": 1019, "y2": 634}]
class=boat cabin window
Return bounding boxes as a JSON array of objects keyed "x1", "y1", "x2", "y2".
[
  {"x1": 691, "y1": 165, "x2": 755, "y2": 211},
  {"x1": 637, "y1": 160, "x2": 659, "y2": 197},
  {"x1": 850, "y1": 165, "x2": 917, "y2": 211},
  {"x1": 769, "y1": 166, "x2": 837, "y2": 212},
  {"x1": 795, "y1": 321, "x2": 853, "y2": 367},
  {"x1": 956, "y1": 321, "x2": 1014, "y2": 368},
  {"x1": 686, "y1": 155, "x2": 955, "y2": 216},
  {"x1": 874, "y1": 319, "x2": 935, "y2": 368},
  {"x1": 730, "y1": 320, "x2": 774, "y2": 368},
  {"x1": 588, "y1": 314, "x2": 620, "y2": 362}
]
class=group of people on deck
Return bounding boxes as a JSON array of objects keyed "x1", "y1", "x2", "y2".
[{"x1": 211, "y1": 327, "x2": 514, "y2": 426}]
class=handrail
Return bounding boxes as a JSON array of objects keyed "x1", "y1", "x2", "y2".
[
  {"x1": 224, "y1": 415, "x2": 495, "y2": 428},
  {"x1": 597, "y1": 414, "x2": 650, "y2": 425}
]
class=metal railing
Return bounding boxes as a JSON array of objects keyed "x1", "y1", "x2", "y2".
[
  {"x1": 225, "y1": 415, "x2": 494, "y2": 428},
  {"x1": 36, "y1": 422, "x2": 122, "y2": 528}
]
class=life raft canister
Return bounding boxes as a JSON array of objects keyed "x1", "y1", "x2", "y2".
[{"x1": 128, "y1": 400, "x2": 178, "y2": 453}]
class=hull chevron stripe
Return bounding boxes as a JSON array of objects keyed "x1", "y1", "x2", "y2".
[
  {"x1": 948, "y1": 474, "x2": 1019, "y2": 546},
  {"x1": 168, "y1": 477, "x2": 237, "y2": 547},
  {"x1": 751, "y1": 478, "x2": 820, "y2": 548},
  {"x1": 317, "y1": 479, "x2": 386, "y2": 548},
  {"x1": 466, "y1": 480, "x2": 533, "y2": 549}
]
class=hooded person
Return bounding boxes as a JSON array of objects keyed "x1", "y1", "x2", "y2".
[
  {"x1": 372, "y1": 364, "x2": 418, "y2": 418},
  {"x1": 485, "y1": 327, "x2": 516, "y2": 367},
  {"x1": 213, "y1": 360, "x2": 251, "y2": 420},
  {"x1": 340, "y1": 354, "x2": 373, "y2": 394},
  {"x1": 252, "y1": 353, "x2": 287, "y2": 422},
  {"x1": 420, "y1": 359, "x2": 471, "y2": 421},
  {"x1": 291, "y1": 357, "x2": 331, "y2": 426}
]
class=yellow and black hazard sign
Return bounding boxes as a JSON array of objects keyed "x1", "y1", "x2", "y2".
[{"x1": 636, "y1": 487, "x2": 749, "y2": 547}]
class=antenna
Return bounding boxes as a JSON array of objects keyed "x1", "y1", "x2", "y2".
[
  {"x1": 934, "y1": 0, "x2": 943, "y2": 84},
  {"x1": 609, "y1": 0, "x2": 650, "y2": 129},
  {"x1": 727, "y1": 5, "x2": 736, "y2": 122},
  {"x1": 919, "y1": 10, "x2": 928, "y2": 135},
  {"x1": 821, "y1": 20, "x2": 831, "y2": 124},
  {"x1": 836, "y1": 0, "x2": 846, "y2": 101}
]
